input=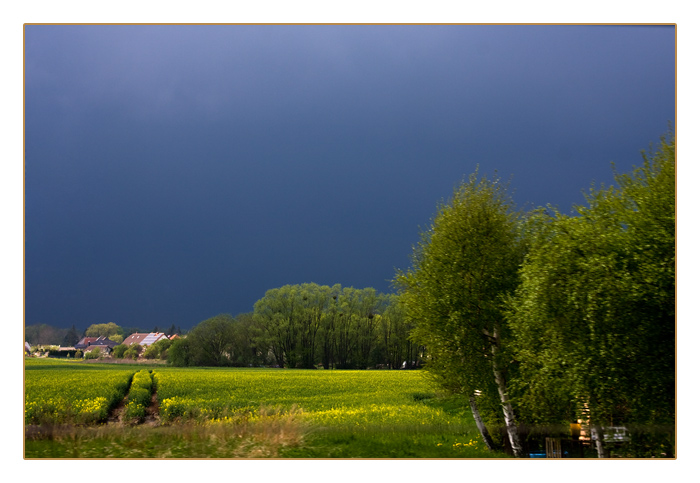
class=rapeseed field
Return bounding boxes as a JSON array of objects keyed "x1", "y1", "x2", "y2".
[{"x1": 24, "y1": 359, "x2": 503, "y2": 458}]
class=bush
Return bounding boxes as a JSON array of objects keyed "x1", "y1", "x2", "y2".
[
  {"x1": 142, "y1": 339, "x2": 173, "y2": 360},
  {"x1": 111, "y1": 344, "x2": 128, "y2": 358},
  {"x1": 124, "y1": 346, "x2": 141, "y2": 360},
  {"x1": 155, "y1": 338, "x2": 172, "y2": 353},
  {"x1": 84, "y1": 347, "x2": 102, "y2": 360},
  {"x1": 168, "y1": 338, "x2": 191, "y2": 366},
  {"x1": 143, "y1": 344, "x2": 159, "y2": 359}
]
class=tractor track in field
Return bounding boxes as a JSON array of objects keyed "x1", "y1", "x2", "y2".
[{"x1": 106, "y1": 370, "x2": 160, "y2": 426}]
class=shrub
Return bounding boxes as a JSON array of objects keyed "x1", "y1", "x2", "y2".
[
  {"x1": 167, "y1": 338, "x2": 191, "y2": 366},
  {"x1": 124, "y1": 346, "x2": 140, "y2": 360},
  {"x1": 143, "y1": 344, "x2": 159, "y2": 359},
  {"x1": 111, "y1": 344, "x2": 128, "y2": 358},
  {"x1": 84, "y1": 347, "x2": 102, "y2": 360}
]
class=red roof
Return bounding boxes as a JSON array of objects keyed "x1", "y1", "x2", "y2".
[
  {"x1": 123, "y1": 333, "x2": 149, "y2": 346},
  {"x1": 123, "y1": 332, "x2": 169, "y2": 346}
]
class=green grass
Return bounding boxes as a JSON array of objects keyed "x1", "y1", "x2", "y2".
[{"x1": 24, "y1": 359, "x2": 509, "y2": 458}]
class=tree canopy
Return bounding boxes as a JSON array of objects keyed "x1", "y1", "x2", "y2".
[
  {"x1": 85, "y1": 322, "x2": 121, "y2": 338},
  {"x1": 507, "y1": 132, "x2": 675, "y2": 457}
]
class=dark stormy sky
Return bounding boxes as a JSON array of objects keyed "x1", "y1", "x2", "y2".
[{"x1": 24, "y1": 25, "x2": 675, "y2": 331}]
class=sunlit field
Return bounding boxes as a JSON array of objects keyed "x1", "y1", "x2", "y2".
[
  {"x1": 24, "y1": 358, "x2": 134, "y2": 425},
  {"x1": 24, "y1": 359, "x2": 503, "y2": 458}
]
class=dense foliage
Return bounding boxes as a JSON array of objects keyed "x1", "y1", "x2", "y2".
[
  {"x1": 254, "y1": 284, "x2": 420, "y2": 369},
  {"x1": 507, "y1": 133, "x2": 675, "y2": 457},
  {"x1": 171, "y1": 284, "x2": 420, "y2": 369},
  {"x1": 394, "y1": 132, "x2": 675, "y2": 458}
]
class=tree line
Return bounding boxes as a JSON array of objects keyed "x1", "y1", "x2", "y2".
[
  {"x1": 395, "y1": 131, "x2": 675, "y2": 458},
  {"x1": 168, "y1": 284, "x2": 422, "y2": 370}
]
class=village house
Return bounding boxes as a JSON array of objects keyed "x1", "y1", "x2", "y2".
[
  {"x1": 74, "y1": 336, "x2": 119, "y2": 351},
  {"x1": 122, "y1": 332, "x2": 169, "y2": 347}
]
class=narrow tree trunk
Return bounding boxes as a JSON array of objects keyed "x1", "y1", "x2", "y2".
[
  {"x1": 492, "y1": 363, "x2": 524, "y2": 457},
  {"x1": 469, "y1": 395, "x2": 497, "y2": 451},
  {"x1": 490, "y1": 327, "x2": 524, "y2": 457}
]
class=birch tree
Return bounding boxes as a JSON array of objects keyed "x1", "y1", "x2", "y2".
[
  {"x1": 508, "y1": 132, "x2": 675, "y2": 457},
  {"x1": 395, "y1": 171, "x2": 527, "y2": 456}
]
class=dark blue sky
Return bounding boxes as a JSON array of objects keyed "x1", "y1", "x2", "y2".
[{"x1": 24, "y1": 25, "x2": 675, "y2": 331}]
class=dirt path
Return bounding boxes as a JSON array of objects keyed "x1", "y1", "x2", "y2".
[{"x1": 143, "y1": 392, "x2": 160, "y2": 426}]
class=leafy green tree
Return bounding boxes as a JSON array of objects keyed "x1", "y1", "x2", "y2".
[
  {"x1": 295, "y1": 283, "x2": 329, "y2": 368},
  {"x1": 318, "y1": 286, "x2": 342, "y2": 369},
  {"x1": 85, "y1": 322, "x2": 121, "y2": 338},
  {"x1": 507, "y1": 132, "x2": 675, "y2": 457},
  {"x1": 375, "y1": 294, "x2": 419, "y2": 369},
  {"x1": 108, "y1": 334, "x2": 124, "y2": 344},
  {"x1": 25, "y1": 323, "x2": 67, "y2": 346},
  {"x1": 143, "y1": 344, "x2": 160, "y2": 359},
  {"x1": 231, "y1": 312, "x2": 270, "y2": 366},
  {"x1": 333, "y1": 287, "x2": 360, "y2": 369},
  {"x1": 252, "y1": 283, "x2": 407, "y2": 370},
  {"x1": 395, "y1": 171, "x2": 527, "y2": 456},
  {"x1": 254, "y1": 285, "x2": 301, "y2": 367},
  {"x1": 254, "y1": 284, "x2": 334, "y2": 368},
  {"x1": 353, "y1": 287, "x2": 380, "y2": 369},
  {"x1": 123, "y1": 343, "x2": 143, "y2": 360},
  {"x1": 186, "y1": 314, "x2": 238, "y2": 366},
  {"x1": 168, "y1": 338, "x2": 192, "y2": 366},
  {"x1": 155, "y1": 338, "x2": 173, "y2": 358},
  {"x1": 143, "y1": 338, "x2": 173, "y2": 360},
  {"x1": 111, "y1": 344, "x2": 128, "y2": 359}
]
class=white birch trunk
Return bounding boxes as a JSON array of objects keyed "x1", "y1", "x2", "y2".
[
  {"x1": 469, "y1": 395, "x2": 496, "y2": 451},
  {"x1": 491, "y1": 327, "x2": 524, "y2": 457}
]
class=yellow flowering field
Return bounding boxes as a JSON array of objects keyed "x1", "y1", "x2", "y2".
[
  {"x1": 25, "y1": 360, "x2": 498, "y2": 458},
  {"x1": 153, "y1": 367, "x2": 469, "y2": 432},
  {"x1": 24, "y1": 358, "x2": 134, "y2": 424}
]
